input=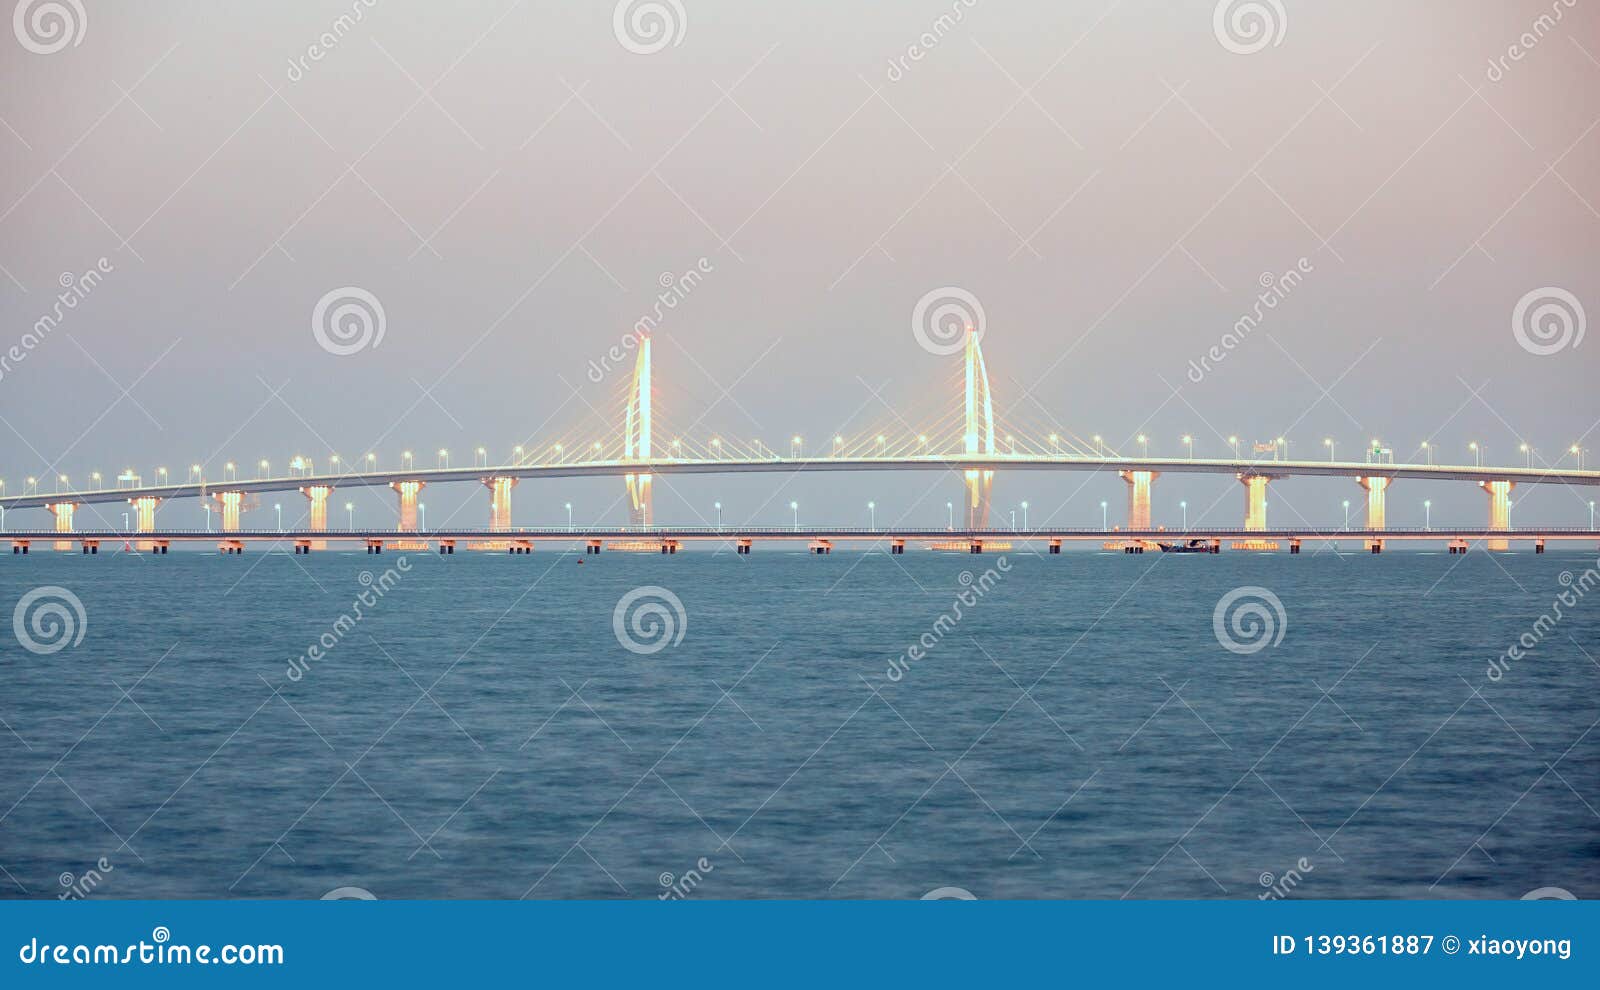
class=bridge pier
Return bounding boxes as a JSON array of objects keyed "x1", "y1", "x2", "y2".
[
  {"x1": 736, "y1": 538, "x2": 752, "y2": 555},
  {"x1": 390, "y1": 480, "x2": 424, "y2": 533},
  {"x1": 213, "y1": 491, "x2": 246, "y2": 532},
  {"x1": 366, "y1": 538, "x2": 385, "y2": 554},
  {"x1": 79, "y1": 539, "x2": 99, "y2": 554},
  {"x1": 483, "y1": 476, "x2": 516, "y2": 531},
  {"x1": 130, "y1": 495, "x2": 161, "y2": 551},
  {"x1": 586, "y1": 539, "x2": 603, "y2": 555},
  {"x1": 1448, "y1": 539, "x2": 1470, "y2": 554},
  {"x1": 218, "y1": 539, "x2": 244, "y2": 555},
  {"x1": 1357, "y1": 476, "x2": 1390, "y2": 551},
  {"x1": 300, "y1": 485, "x2": 333, "y2": 550},
  {"x1": 1233, "y1": 474, "x2": 1280, "y2": 550},
  {"x1": 1118, "y1": 470, "x2": 1157, "y2": 529},
  {"x1": 511, "y1": 539, "x2": 533, "y2": 555},
  {"x1": 293, "y1": 539, "x2": 312, "y2": 555},
  {"x1": 1479, "y1": 480, "x2": 1514, "y2": 551},
  {"x1": 809, "y1": 539, "x2": 832, "y2": 555},
  {"x1": 1048, "y1": 538, "x2": 1061, "y2": 554},
  {"x1": 44, "y1": 501, "x2": 77, "y2": 552},
  {"x1": 891, "y1": 538, "x2": 906, "y2": 555},
  {"x1": 439, "y1": 539, "x2": 456, "y2": 555}
]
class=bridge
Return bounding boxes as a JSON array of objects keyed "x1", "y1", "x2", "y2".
[{"x1": 3, "y1": 328, "x2": 1596, "y2": 554}]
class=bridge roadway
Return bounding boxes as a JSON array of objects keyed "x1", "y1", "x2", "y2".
[
  {"x1": 2, "y1": 456, "x2": 1598, "y2": 511},
  {"x1": 6, "y1": 526, "x2": 1598, "y2": 549}
]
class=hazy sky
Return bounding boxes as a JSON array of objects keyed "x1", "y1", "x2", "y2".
[{"x1": 1, "y1": 0, "x2": 1596, "y2": 531}]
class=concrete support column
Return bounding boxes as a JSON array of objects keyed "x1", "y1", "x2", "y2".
[
  {"x1": 213, "y1": 491, "x2": 245, "y2": 532},
  {"x1": 1356, "y1": 476, "x2": 1390, "y2": 530},
  {"x1": 391, "y1": 480, "x2": 425, "y2": 532},
  {"x1": 1119, "y1": 470, "x2": 1157, "y2": 530},
  {"x1": 1480, "y1": 479, "x2": 1514, "y2": 551},
  {"x1": 484, "y1": 476, "x2": 517, "y2": 531},
  {"x1": 45, "y1": 501, "x2": 77, "y2": 551},
  {"x1": 1240, "y1": 474, "x2": 1270, "y2": 530},
  {"x1": 130, "y1": 495, "x2": 161, "y2": 551},
  {"x1": 300, "y1": 485, "x2": 332, "y2": 550}
]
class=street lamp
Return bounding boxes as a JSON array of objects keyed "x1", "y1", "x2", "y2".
[
  {"x1": 402, "y1": 450, "x2": 414, "y2": 470},
  {"x1": 1050, "y1": 433, "x2": 1061, "y2": 454},
  {"x1": 419, "y1": 502, "x2": 426, "y2": 531},
  {"x1": 946, "y1": 501, "x2": 954, "y2": 530},
  {"x1": 1419, "y1": 441, "x2": 1433, "y2": 465},
  {"x1": 1021, "y1": 500, "x2": 1029, "y2": 530},
  {"x1": 513, "y1": 445, "x2": 524, "y2": 465},
  {"x1": 565, "y1": 502, "x2": 573, "y2": 531},
  {"x1": 1572, "y1": 445, "x2": 1586, "y2": 470},
  {"x1": 1100, "y1": 500, "x2": 1108, "y2": 529},
  {"x1": 1093, "y1": 434, "x2": 1103, "y2": 455},
  {"x1": 1275, "y1": 437, "x2": 1287, "y2": 461},
  {"x1": 711, "y1": 438, "x2": 722, "y2": 457},
  {"x1": 476, "y1": 446, "x2": 487, "y2": 468},
  {"x1": 877, "y1": 434, "x2": 887, "y2": 456},
  {"x1": 258, "y1": 459, "x2": 269, "y2": 479},
  {"x1": 157, "y1": 467, "x2": 168, "y2": 484},
  {"x1": 1006, "y1": 434, "x2": 1017, "y2": 455},
  {"x1": 274, "y1": 503, "x2": 282, "y2": 531},
  {"x1": 190, "y1": 464, "x2": 202, "y2": 482},
  {"x1": 1423, "y1": 499, "x2": 1431, "y2": 531},
  {"x1": 1590, "y1": 500, "x2": 1596, "y2": 530},
  {"x1": 792, "y1": 435, "x2": 803, "y2": 458},
  {"x1": 1520, "y1": 442, "x2": 1530, "y2": 468},
  {"x1": 1469, "y1": 442, "x2": 1480, "y2": 467},
  {"x1": 1182, "y1": 435, "x2": 1193, "y2": 461},
  {"x1": 1324, "y1": 438, "x2": 1335, "y2": 462},
  {"x1": 1342, "y1": 499, "x2": 1350, "y2": 529},
  {"x1": 917, "y1": 434, "x2": 928, "y2": 453},
  {"x1": 834, "y1": 435, "x2": 844, "y2": 456},
  {"x1": 1180, "y1": 500, "x2": 1188, "y2": 530},
  {"x1": 366, "y1": 452, "x2": 377, "y2": 471},
  {"x1": 345, "y1": 502, "x2": 354, "y2": 528},
  {"x1": 438, "y1": 448, "x2": 449, "y2": 469},
  {"x1": 790, "y1": 500, "x2": 799, "y2": 531},
  {"x1": 867, "y1": 501, "x2": 876, "y2": 529},
  {"x1": 1228, "y1": 435, "x2": 1239, "y2": 458},
  {"x1": 1137, "y1": 434, "x2": 1148, "y2": 458},
  {"x1": 714, "y1": 501, "x2": 722, "y2": 529}
]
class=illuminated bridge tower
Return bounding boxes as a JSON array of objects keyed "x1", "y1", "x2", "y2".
[
  {"x1": 963, "y1": 327, "x2": 995, "y2": 529},
  {"x1": 1480, "y1": 479, "x2": 1514, "y2": 552},
  {"x1": 625, "y1": 332, "x2": 653, "y2": 529}
]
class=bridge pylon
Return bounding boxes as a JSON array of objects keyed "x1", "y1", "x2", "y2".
[
  {"x1": 130, "y1": 495, "x2": 161, "y2": 551},
  {"x1": 44, "y1": 501, "x2": 77, "y2": 552},
  {"x1": 625, "y1": 332, "x2": 653, "y2": 528},
  {"x1": 300, "y1": 485, "x2": 332, "y2": 550},
  {"x1": 1479, "y1": 479, "x2": 1514, "y2": 551},
  {"x1": 963, "y1": 326, "x2": 995, "y2": 529}
]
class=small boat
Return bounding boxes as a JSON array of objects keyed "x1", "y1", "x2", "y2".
[{"x1": 1157, "y1": 539, "x2": 1213, "y2": 554}]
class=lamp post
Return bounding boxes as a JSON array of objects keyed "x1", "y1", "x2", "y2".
[
  {"x1": 274, "y1": 503, "x2": 282, "y2": 532},
  {"x1": 1342, "y1": 499, "x2": 1350, "y2": 529},
  {"x1": 438, "y1": 449, "x2": 449, "y2": 470},
  {"x1": 834, "y1": 435, "x2": 843, "y2": 456},
  {"x1": 1469, "y1": 442, "x2": 1480, "y2": 467},
  {"x1": 1572, "y1": 445, "x2": 1587, "y2": 470},
  {"x1": 366, "y1": 452, "x2": 377, "y2": 471},
  {"x1": 1180, "y1": 500, "x2": 1188, "y2": 530},
  {"x1": 1324, "y1": 438, "x2": 1335, "y2": 462},
  {"x1": 1590, "y1": 500, "x2": 1595, "y2": 530},
  {"x1": 790, "y1": 501, "x2": 799, "y2": 532},
  {"x1": 1228, "y1": 435, "x2": 1239, "y2": 458},
  {"x1": 867, "y1": 501, "x2": 876, "y2": 529},
  {"x1": 1021, "y1": 500, "x2": 1029, "y2": 530},
  {"x1": 1050, "y1": 433, "x2": 1061, "y2": 455},
  {"x1": 1093, "y1": 435, "x2": 1103, "y2": 456},
  {"x1": 565, "y1": 502, "x2": 573, "y2": 532},
  {"x1": 1276, "y1": 437, "x2": 1288, "y2": 461},
  {"x1": 476, "y1": 447, "x2": 487, "y2": 468},
  {"x1": 1182, "y1": 435, "x2": 1193, "y2": 461},
  {"x1": 402, "y1": 450, "x2": 414, "y2": 470},
  {"x1": 1423, "y1": 499, "x2": 1431, "y2": 531},
  {"x1": 714, "y1": 501, "x2": 722, "y2": 530},
  {"x1": 946, "y1": 501, "x2": 953, "y2": 530},
  {"x1": 1100, "y1": 500, "x2": 1108, "y2": 529},
  {"x1": 346, "y1": 502, "x2": 354, "y2": 528},
  {"x1": 1419, "y1": 441, "x2": 1433, "y2": 465},
  {"x1": 1520, "y1": 442, "x2": 1530, "y2": 468},
  {"x1": 791, "y1": 435, "x2": 803, "y2": 458},
  {"x1": 1137, "y1": 434, "x2": 1148, "y2": 458},
  {"x1": 419, "y1": 502, "x2": 426, "y2": 531}
]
